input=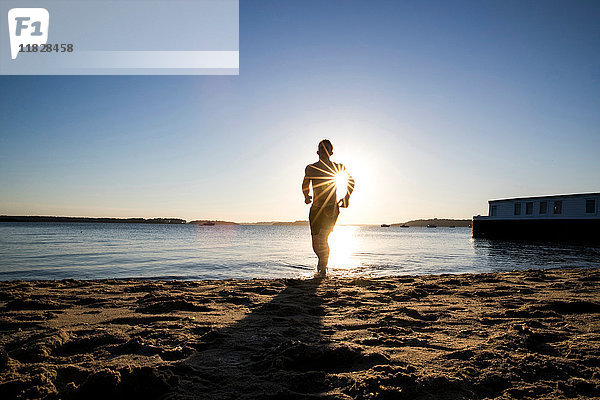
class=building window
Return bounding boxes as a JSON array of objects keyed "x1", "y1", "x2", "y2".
[
  {"x1": 553, "y1": 200, "x2": 562, "y2": 214},
  {"x1": 586, "y1": 199, "x2": 596, "y2": 214},
  {"x1": 525, "y1": 202, "x2": 533, "y2": 215},
  {"x1": 490, "y1": 205, "x2": 497, "y2": 216},
  {"x1": 514, "y1": 203, "x2": 521, "y2": 216},
  {"x1": 539, "y1": 201, "x2": 547, "y2": 214}
]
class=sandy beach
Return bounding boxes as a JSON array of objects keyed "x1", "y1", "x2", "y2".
[{"x1": 1, "y1": 267, "x2": 599, "y2": 399}]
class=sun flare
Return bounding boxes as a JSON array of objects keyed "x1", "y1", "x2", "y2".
[{"x1": 307, "y1": 160, "x2": 354, "y2": 207}]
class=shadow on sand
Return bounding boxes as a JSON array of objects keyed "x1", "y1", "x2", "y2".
[
  {"x1": 168, "y1": 278, "x2": 333, "y2": 399},
  {"x1": 166, "y1": 277, "x2": 387, "y2": 399}
]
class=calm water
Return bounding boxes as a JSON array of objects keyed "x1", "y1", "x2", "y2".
[{"x1": 0, "y1": 222, "x2": 598, "y2": 280}]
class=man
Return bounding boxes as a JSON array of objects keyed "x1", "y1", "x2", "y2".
[{"x1": 302, "y1": 139, "x2": 355, "y2": 277}]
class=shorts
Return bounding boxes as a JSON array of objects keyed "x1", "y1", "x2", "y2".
[{"x1": 309, "y1": 203, "x2": 340, "y2": 236}]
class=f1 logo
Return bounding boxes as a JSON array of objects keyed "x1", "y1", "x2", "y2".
[{"x1": 8, "y1": 8, "x2": 49, "y2": 60}]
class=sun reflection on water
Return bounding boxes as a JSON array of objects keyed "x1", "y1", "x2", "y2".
[{"x1": 328, "y1": 225, "x2": 360, "y2": 276}]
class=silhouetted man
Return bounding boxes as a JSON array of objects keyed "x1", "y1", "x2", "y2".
[{"x1": 302, "y1": 140, "x2": 355, "y2": 277}]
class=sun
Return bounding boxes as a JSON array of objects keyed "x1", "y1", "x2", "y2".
[{"x1": 307, "y1": 161, "x2": 354, "y2": 207}]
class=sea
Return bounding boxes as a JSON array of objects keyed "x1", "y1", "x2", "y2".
[{"x1": 0, "y1": 222, "x2": 598, "y2": 281}]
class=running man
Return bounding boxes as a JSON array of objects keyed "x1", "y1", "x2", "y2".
[{"x1": 302, "y1": 140, "x2": 355, "y2": 277}]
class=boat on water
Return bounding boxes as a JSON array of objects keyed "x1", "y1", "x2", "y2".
[
  {"x1": 427, "y1": 224, "x2": 437, "y2": 228},
  {"x1": 381, "y1": 224, "x2": 390, "y2": 227},
  {"x1": 202, "y1": 221, "x2": 216, "y2": 226},
  {"x1": 401, "y1": 225, "x2": 409, "y2": 228},
  {"x1": 472, "y1": 192, "x2": 599, "y2": 243}
]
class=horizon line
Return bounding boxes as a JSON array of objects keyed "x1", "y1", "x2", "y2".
[{"x1": 0, "y1": 214, "x2": 474, "y2": 225}]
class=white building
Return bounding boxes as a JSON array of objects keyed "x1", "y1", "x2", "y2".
[
  {"x1": 473, "y1": 192, "x2": 600, "y2": 242},
  {"x1": 484, "y1": 193, "x2": 599, "y2": 220}
]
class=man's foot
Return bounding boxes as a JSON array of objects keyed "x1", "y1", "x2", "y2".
[
  {"x1": 315, "y1": 269, "x2": 326, "y2": 279},
  {"x1": 315, "y1": 263, "x2": 327, "y2": 278}
]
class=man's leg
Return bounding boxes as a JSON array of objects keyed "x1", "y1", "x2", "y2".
[
  {"x1": 311, "y1": 233, "x2": 324, "y2": 273},
  {"x1": 321, "y1": 231, "x2": 332, "y2": 272},
  {"x1": 313, "y1": 230, "x2": 330, "y2": 276}
]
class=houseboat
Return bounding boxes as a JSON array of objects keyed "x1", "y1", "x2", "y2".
[{"x1": 472, "y1": 192, "x2": 599, "y2": 243}]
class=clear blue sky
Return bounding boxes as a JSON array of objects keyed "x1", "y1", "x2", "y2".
[{"x1": 1, "y1": 0, "x2": 599, "y2": 224}]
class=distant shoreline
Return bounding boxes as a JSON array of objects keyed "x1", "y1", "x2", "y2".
[
  {"x1": 390, "y1": 218, "x2": 472, "y2": 228},
  {"x1": 0, "y1": 215, "x2": 472, "y2": 227},
  {"x1": 0, "y1": 216, "x2": 186, "y2": 224}
]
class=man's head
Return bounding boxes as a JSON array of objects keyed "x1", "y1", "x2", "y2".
[{"x1": 317, "y1": 139, "x2": 333, "y2": 160}]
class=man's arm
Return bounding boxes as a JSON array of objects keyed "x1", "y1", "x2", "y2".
[
  {"x1": 347, "y1": 172, "x2": 355, "y2": 197},
  {"x1": 340, "y1": 166, "x2": 355, "y2": 208},
  {"x1": 302, "y1": 166, "x2": 312, "y2": 204}
]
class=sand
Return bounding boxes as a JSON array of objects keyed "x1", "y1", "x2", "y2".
[{"x1": 1, "y1": 267, "x2": 599, "y2": 399}]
